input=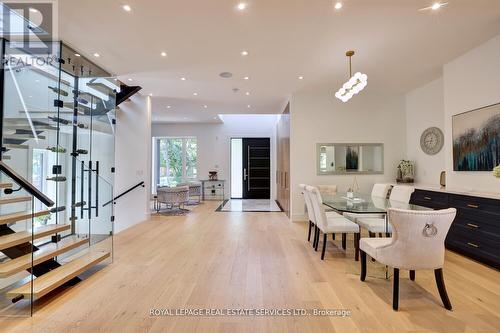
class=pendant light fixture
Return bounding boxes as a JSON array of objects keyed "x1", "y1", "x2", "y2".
[{"x1": 335, "y1": 50, "x2": 368, "y2": 102}]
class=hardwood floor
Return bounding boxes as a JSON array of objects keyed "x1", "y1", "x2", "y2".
[{"x1": 1, "y1": 201, "x2": 499, "y2": 332}]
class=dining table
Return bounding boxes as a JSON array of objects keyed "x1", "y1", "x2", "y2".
[{"x1": 320, "y1": 192, "x2": 432, "y2": 279}]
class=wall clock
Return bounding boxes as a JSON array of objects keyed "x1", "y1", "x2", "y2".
[{"x1": 420, "y1": 127, "x2": 444, "y2": 155}]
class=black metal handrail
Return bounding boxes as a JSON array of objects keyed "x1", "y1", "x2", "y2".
[
  {"x1": 102, "y1": 181, "x2": 144, "y2": 207},
  {"x1": 0, "y1": 161, "x2": 55, "y2": 207}
]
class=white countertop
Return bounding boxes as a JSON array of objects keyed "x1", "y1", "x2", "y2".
[{"x1": 393, "y1": 183, "x2": 500, "y2": 200}]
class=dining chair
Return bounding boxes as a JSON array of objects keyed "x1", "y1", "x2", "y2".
[
  {"x1": 300, "y1": 184, "x2": 344, "y2": 249},
  {"x1": 306, "y1": 185, "x2": 360, "y2": 260},
  {"x1": 359, "y1": 207, "x2": 457, "y2": 311},
  {"x1": 356, "y1": 185, "x2": 415, "y2": 236},
  {"x1": 344, "y1": 183, "x2": 392, "y2": 223}
]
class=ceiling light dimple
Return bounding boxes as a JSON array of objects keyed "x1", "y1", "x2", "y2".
[
  {"x1": 419, "y1": 2, "x2": 449, "y2": 11},
  {"x1": 203, "y1": 105, "x2": 208, "y2": 108},
  {"x1": 181, "y1": 77, "x2": 186, "y2": 81},
  {"x1": 245, "y1": 92, "x2": 250, "y2": 96},
  {"x1": 244, "y1": 76, "x2": 249, "y2": 80},
  {"x1": 220, "y1": 72, "x2": 233, "y2": 78},
  {"x1": 334, "y1": 2, "x2": 343, "y2": 10},
  {"x1": 247, "y1": 105, "x2": 251, "y2": 108},
  {"x1": 298, "y1": 76, "x2": 304, "y2": 80},
  {"x1": 93, "y1": 53, "x2": 100, "y2": 57},
  {"x1": 241, "y1": 50, "x2": 249, "y2": 56},
  {"x1": 74, "y1": 53, "x2": 81, "y2": 57},
  {"x1": 128, "y1": 78, "x2": 133, "y2": 82},
  {"x1": 193, "y1": 92, "x2": 198, "y2": 96},
  {"x1": 166, "y1": 105, "x2": 171, "y2": 109},
  {"x1": 123, "y1": 5, "x2": 131, "y2": 12},
  {"x1": 161, "y1": 52, "x2": 167, "y2": 57}
]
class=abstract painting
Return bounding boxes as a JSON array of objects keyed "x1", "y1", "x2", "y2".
[
  {"x1": 453, "y1": 103, "x2": 500, "y2": 171},
  {"x1": 346, "y1": 146, "x2": 359, "y2": 171}
]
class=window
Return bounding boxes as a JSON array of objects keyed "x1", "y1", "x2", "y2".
[{"x1": 155, "y1": 137, "x2": 197, "y2": 187}]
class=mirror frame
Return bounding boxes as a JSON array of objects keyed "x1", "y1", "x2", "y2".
[{"x1": 316, "y1": 143, "x2": 384, "y2": 175}]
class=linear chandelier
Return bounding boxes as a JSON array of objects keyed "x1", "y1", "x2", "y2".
[{"x1": 335, "y1": 50, "x2": 368, "y2": 102}]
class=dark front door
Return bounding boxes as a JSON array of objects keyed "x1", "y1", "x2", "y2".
[{"x1": 242, "y1": 138, "x2": 270, "y2": 199}]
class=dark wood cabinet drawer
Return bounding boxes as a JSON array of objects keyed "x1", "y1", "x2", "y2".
[
  {"x1": 412, "y1": 190, "x2": 449, "y2": 206},
  {"x1": 449, "y1": 194, "x2": 500, "y2": 215},
  {"x1": 446, "y1": 233, "x2": 500, "y2": 269},
  {"x1": 448, "y1": 221, "x2": 500, "y2": 245}
]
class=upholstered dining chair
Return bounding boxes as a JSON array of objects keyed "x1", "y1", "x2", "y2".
[
  {"x1": 344, "y1": 183, "x2": 392, "y2": 223},
  {"x1": 306, "y1": 185, "x2": 360, "y2": 260},
  {"x1": 359, "y1": 208, "x2": 457, "y2": 311},
  {"x1": 300, "y1": 184, "x2": 344, "y2": 248},
  {"x1": 356, "y1": 185, "x2": 415, "y2": 236}
]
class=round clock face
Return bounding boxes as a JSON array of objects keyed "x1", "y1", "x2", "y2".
[{"x1": 420, "y1": 127, "x2": 444, "y2": 155}]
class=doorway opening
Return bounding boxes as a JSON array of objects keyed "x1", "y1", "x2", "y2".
[{"x1": 230, "y1": 138, "x2": 271, "y2": 199}]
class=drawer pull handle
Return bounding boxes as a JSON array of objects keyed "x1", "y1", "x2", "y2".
[
  {"x1": 424, "y1": 196, "x2": 432, "y2": 200},
  {"x1": 467, "y1": 204, "x2": 479, "y2": 209},
  {"x1": 467, "y1": 242, "x2": 479, "y2": 248},
  {"x1": 466, "y1": 223, "x2": 479, "y2": 229}
]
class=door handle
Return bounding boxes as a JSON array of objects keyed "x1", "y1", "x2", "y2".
[{"x1": 247, "y1": 146, "x2": 250, "y2": 192}]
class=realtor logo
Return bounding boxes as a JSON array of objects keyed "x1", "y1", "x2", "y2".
[{"x1": 0, "y1": 1, "x2": 58, "y2": 55}]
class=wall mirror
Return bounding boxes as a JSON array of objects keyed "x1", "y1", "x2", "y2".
[{"x1": 316, "y1": 143, "x2": 384, "y2": 175}]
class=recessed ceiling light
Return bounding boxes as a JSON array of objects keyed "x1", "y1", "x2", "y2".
[
  {"x1": 183, "y1": 117, "x2": 188, "y2": 120},
  {"x1": 161, "y1": 52, "x2": 167, "y2": 57},
  {"x1": 245, "y1": 92, "x2": 250, "y2": 96},
  {"x1": 247, "y1": 105, "x2": 251, "y2": 108},
  {"x1": 122, "y1": 5, "x2": 131, "y2": 12},
  {"x1": 74, "y1": 53, "x2": 81, "y2": 57},
  {"x1": 193, "y1": 92, "x2": 198, "y2": 96},
  {"x1": 241, "y1": 50, "x2": 249, "y2": 56},
  {"x1": 93, "y1": 53, "x2": 100, "y2": 57},
  {"x1": 203, "y1": 105, "x2": 208, "y2": 108},
  {"x1": 128, "y1": 78, "x2": 133, "y2": 82},
  {"x1": 334, "y1": 2, "x2": 343, "y2": 10},
  {"x1": 298, "y1": 76, "x2": 304, "y2": 80},
  {"x1": 149, "y1": 93, "x2": 153, "y2": 96},
  {"x1": 181, "y1": 77, "x2": 186, "y2": 81},
  {"x1": 220, "y1": 72, "x2": 233, "y2": 78},
  {"x1": 166, "y1": 105, "x2": 171, "y2": 109},
  {"x1": 419, "y1": 2, "x2": 449, "y2": 11},
  {"x1": 213, "y1": 117, "x2": 217, "y2": 120},
  {"x1": 236, "y1": 3, "x2": 247, "y2": 11},
  {"x1": 244, "y1": 76, "x2": 249, "y2": 80}
]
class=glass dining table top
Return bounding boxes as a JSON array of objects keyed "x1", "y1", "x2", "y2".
[{"x1": 321, "y1": 192, "x2": 432, "y2": 214}]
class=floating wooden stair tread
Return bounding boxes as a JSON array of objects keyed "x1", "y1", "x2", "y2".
[
  {"x1": 0, "y1": 224, "x2": 71, "y2": 251},
  {"x1": 0, "y1": 236, "x2": 89, "y2": 278},
  {"x1": 3, "y1": 144, "x2": 29, "y2": 150},
  {"x1": 0, "y1": 183, "x2": 13, "y2": 189},
  {"x1": 0, "y1": 210, "x2": 50, "y2": 226},
  {"x1": 3, "y1": 134, "x2": 46, "y2": 140},
  {"x1": 0, "y1": 196, "x2": 32, "y2": 205},
  {"x1": 7, "y1": 251, "x2": 110, "y2": 301}
]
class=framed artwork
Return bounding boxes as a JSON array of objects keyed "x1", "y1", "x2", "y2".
[
  {"x1": 345, "y1": 146, "x2": 359, "y2": 171},
  {"x1": 453, "y1": 103, "x2": 500, "y2": 171}
]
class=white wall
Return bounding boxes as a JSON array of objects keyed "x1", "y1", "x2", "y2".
[
  {"x1": 405, "y1": 77, "x2": 445, "y2": 185},
  {"x1": 405, "y1": 34, "x2": 500, "y2": 193},
  {"x1": 114, "y1": 95, "x2": 152, "y2": 233},
  {"x1": 290, "y1": 87, "x2": 406, "y2": 221},
  {"x1": 151, "y1": 114, "x2": 278, "y2": 199},
  {"x1": 443, "y1": 34, "x2": 500, "y2": 192}
]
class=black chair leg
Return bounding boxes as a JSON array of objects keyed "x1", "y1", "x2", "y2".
[
  {"x1": 313, "y1": 225, "x2": 318, "y2": 249},
  {"x1": 393, "y1": 268, "x2": 400, "y2": 311},
  {"x1": 354, "y1": 233, "x2": 360, "y2": 261},
  {"x1": 315, "y1": 228, "x2": 320, "y2": 251},
  {"x1": 308, "y1": 221, "x2": 312, "y2": 242},
  {"x1": 342, "y1": 233, "x2": 346, "y2": 250},
  {"x1": 321, "y1": 233, "x2": 327, "y2": 260},
  {"x1": 360, "y1": 250, "x2": 367, "y2": 281},
  {"x1": 409, "y1": 270, "x2": 415, "y2": 281},
  {"x1": 332, "y1": 233, "x2": 336, "y2": 240},
  {"x1": 435, "y1": 268, "x2": 452, "y2": 310}
]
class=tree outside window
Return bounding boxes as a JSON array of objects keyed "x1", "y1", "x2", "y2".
[{"x1": 156, "y1": 137, "x2": 197, "y2": 187}]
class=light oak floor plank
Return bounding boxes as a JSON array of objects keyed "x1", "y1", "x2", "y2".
[{"x1": 0, "y1": 202, "x2": 499, "y2": 332}]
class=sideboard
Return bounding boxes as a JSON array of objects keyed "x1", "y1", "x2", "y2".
[{"x1": 410, "y1": 188, "x2": 500, "y2": 269}]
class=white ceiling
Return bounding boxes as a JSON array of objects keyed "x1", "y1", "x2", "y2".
[{"x1": 58, "y1": 0, "x2": 500, "y2": 123}]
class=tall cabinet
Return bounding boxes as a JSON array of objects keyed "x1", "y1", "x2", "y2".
[{"x1": 276, "y1": 104, "x2": 290, "y2": 217}]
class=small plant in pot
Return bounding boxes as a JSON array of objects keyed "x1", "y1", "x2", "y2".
[
  {"x1": 397, "y1": 160, "x2": 415, "y2": 183},
  {"x1": 493, "y1": 165, "x2": 500, "y2": 178}
]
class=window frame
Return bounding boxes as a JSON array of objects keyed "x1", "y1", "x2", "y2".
[{"x1": 154, "y1": 136, "x2": 198, "y2": 187}]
